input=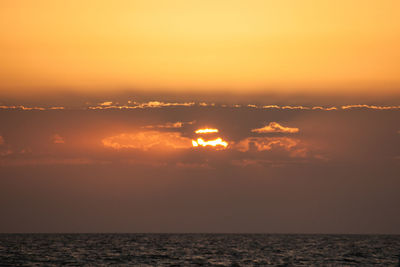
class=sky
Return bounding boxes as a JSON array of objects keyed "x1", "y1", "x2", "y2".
[
  {"x1": 0, "y1": 1, "x2": 399, "y2": 233},
  {"x1": 1, "y1": 0, "x2": 400, "y2": 98}
]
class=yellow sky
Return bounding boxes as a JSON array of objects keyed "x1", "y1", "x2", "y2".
[{"x1": 1, "y1": 0, "x2": 400, "y2": 95}]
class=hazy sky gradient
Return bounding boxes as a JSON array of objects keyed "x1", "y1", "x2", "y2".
[{"x1": 1, "y1": 0, "x2": 400, "y2": 96}]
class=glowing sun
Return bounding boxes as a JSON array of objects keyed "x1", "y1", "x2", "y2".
[{"x1": 192, "y1": 128, "x2": 228, "y2": 149}]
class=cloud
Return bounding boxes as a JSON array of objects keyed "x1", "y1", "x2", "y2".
[
  {"x1": 144, "y1": 122, "x2": 183, "y2": 129},
  {"x1": 102, "y1": 131, "x2": 193, "y2": 151},
  {"x1": 1, "y1": 102, "x2": 399, "y2": 111},
  {"x1": 0, "y1": 105, "x2": 64, "y2": 110},
  {"x1": 235, "y1": 137, "x2": 299, "y2": 152},
  {"x1": 84, "y1": 102, "x2": 334, "y2": 110},
  {"x1": 289, "y1": 148, "x2": 308, "y2": 158},
  {"x1": 261, "y1": 105, "x2": 280, "y2": 109},
  {"x1": 261, "y1": 104, "x2": 335, "y2": 110},
  {"x1": 138, "y1": 101, "x2": 195, "y2": 108},
  {"x1": 233, "y1": 137, "x2": 314, "y2": 160},
  {"x1": 198, "y1": 102, "x2": 215, "y2": 107},
  {"x1": 0, "y1": 105, "x2": 45, "y2": 110},
  {"x1": 261, "y1": 104, "x2": 400, "y2": 110},
  {"x1": 312, "y1": 106, "x2": 338, "y2": 111},
  {"x1": 88, "y1": 101, "x2": 196, "y2": 110},
  {"x1": 51, "y1": 134, "x2": 65, "y2": 144},
  {"x1": 341, "y1": 104, "x2": 400, "y2": 110},
  {"x1": 251, "y1": 122, "x2": 299, "y2": 134},
  {"x1": 231, "y1": 159, "x2": 294, "y2": 167},
  {"x1": 88, "y1": 105, "x2": 136, "y2": 110},
  {"x1": 143, "y1": 121, "x2": 195, "y2": 129},
  {"x1": 262, "y1": 105, "x2": 310, "y2": 110},
  {"x1": 0, "y1": 158, "x2": 109, "y2": 166},
  {"x1": 99, "y1": 101, "x2": 113, "y2": 106}
]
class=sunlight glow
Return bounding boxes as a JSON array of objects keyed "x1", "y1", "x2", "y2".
[
  {"x1": 102, "y1": 131, "x2": 192, "y2": 150},
  {"x1": 192, "y1": 137, "x2": 228, "y2": 149},
  {"x1": 195, "y1": 128, "x2": 219, "y2": 134}
]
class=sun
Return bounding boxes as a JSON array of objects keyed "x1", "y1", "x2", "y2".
[
  {"x1": 195, "y1": 128, "x2": 219, "y2": 134},
  {"x1": 192, "y1": 128, "x2": 228, "y2": 149}
]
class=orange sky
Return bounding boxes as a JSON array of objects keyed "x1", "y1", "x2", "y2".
[{"x1": 1, "y1": 0, "x2": 400, "y2": 95}]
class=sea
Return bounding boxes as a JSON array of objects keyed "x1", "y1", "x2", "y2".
[{"x1": 0, "y1": 234, "x2": 399, "y2": 266}]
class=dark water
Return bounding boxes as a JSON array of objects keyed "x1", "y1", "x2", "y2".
[{"x1": 0, "y1": 234, "x2": 399, "y2": 266}]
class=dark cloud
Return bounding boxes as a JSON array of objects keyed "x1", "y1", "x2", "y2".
[{"x1": 0, "y1": 106, "x2": 399, "y2": 233}]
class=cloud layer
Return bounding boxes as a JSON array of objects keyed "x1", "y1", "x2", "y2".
[
  {"x1": 0, "y1": 105, "x2": 399, "y2": 234},
  {"x1": 1, "y1": 102, "x2": 400, "y2": 111},
  {"x1": 251, "y1": 122, "x2": 299, "y2": 134}
]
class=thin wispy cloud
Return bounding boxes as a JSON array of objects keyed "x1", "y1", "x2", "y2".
[
  {"x1": 0, "y1": 105, "x2": 46, "y2": 110},
  {"x1": 99, "y1": 101, "x2": 113, "y2": 106},
  {"x1": 1, "y1": 102, "x2": 399, "y2": 111},
  {"x1": 143, "y1": 121, "x2": 195, "y2": 129},
  {"x1": 341, "y1": 104, "x2": 400, "y2": 110}
]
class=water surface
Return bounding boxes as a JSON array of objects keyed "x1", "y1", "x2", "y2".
[{"x1": 0, "y1": 234, "x2": 399, "y2": 266}]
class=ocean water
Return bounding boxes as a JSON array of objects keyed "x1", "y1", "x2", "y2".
[{"x1": 0, "y1": 234, "x2": 399, "y2": 266}]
